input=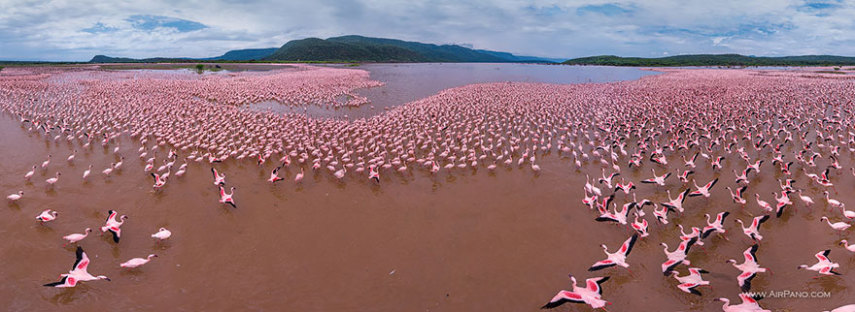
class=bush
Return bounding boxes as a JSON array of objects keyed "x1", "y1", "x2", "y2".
[{"x1": 195, "y1": 64, "x2": 205, "y2": 70}]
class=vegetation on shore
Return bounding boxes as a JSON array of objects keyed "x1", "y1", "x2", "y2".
[{"x1": 563, "y1": 54, "x2": 855, "y2": 67}]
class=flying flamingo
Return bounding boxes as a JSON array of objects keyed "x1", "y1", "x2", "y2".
[
  {"x1": 219, "y1": 186, "x2": 236, "y2": 208},
  {"x1": 588, "y1": 234, "x2": 638, "y2": 272},
  {"x1": 100, "y1": 210, "x2": 127, "y2": 243},
  {"x1": 797, "y1": 249, "x2": 841, "y2": 277},
  {"x1": 44, "y1": 247, "x2": 110, "y2": 287},
  {"x1": 541, "y1": 274, "x2": 611, "y2": 310},
  {"x1": 726, "y1": 244, "x2": 767, "y2": 291}
]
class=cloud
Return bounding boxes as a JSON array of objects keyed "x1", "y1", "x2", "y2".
[{"x1": 0, "y1": 0, "x2": 854, "y2": 61}]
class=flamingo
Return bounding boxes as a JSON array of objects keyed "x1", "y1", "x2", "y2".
[
  {"x1": 754, "y1": 194, "x2": 773, "y2": 212},
  {"x1": 219, "y1": 186, "x2": 236, "y2": 208},
  {"x1": 796, "y1": 189, "x2": 814, "y2": 207},
  {"x1": 820, "y1": 216, "x2": 850, "y2": 233},
  {"x1": 100, "y1": 210, "x2": 127, "y2": 243},
  {"x1": 62, "y1": 228, "x2": 91, "y2": 245},
  {"x1": 24, "y1": 165, "x2": 35, "y2": 181},
  {"x1": 44, "y1": 247, "x2": 110, "y2": 287},
  {"x1": 151, "y1": 172, "x2": 167, "y2": 189},
  {"x1": 726, "y1": 244, "x2": 767, "y2": 291},
  {"x1": 661, "y1": 189, "x2": 690, "y2": 213},
  {"x1": 641, "y1": 168, "x2": 670, "y2": 186},
  {"x1": 736, "y1": 215, "x2": 770, "y2": 242},
  {"x1": 294, "y1": 167, "x2": 304, "y2": 183},
  {"x1": 688, "y1": 178, "x2": 717, "y2": 198},
  {"x1": 152, "y1": 227, "x2": 172, "y2": 240},
  {"x1": 661, "y1": 237, "x2": 697, "y2": 275},
  {"x1": 82, "y1": 165, "x2": 92, "y2": 180},
  {"x1": 823, "y1": 304, "x2": 855, "y2": 312},
  {"x1": 588, "y1": 234, "x2": 638, "y2": 272},
  {"x1": 701, "y1": 211, "x2": 729, "y2": 239},
  {"x1": 120, "y1": 254, "x2": 158, "y2": 269},
  {"x1": 823, "y1": 191, "x2": 845, "y2": 210},
  {"x1": 268, "y1": 166, "x2": 284, "y2": 183},
  {"x1": 36, "y1": 209, "x2": 58, "y2": 223},
  {"x1": 631, "y1": 214, "x2": 649, "y2": 238},
  {"x1": 718, "y1": 293, "x2": 770, "y2": 312},
  {"x1": 211, "y1": 167, "x2": 226, "y2": 186},
  {"x1": 797, "y1": 249, "x2": 841, "y2": 277},
  {"x1": 541, "y1": 275, "x2": 611, "y2": 310},
  {"x1": 7, "y1": 191, "x2": 23, "y2": 202},
  {"x1": 45, "y1": 172, "x2": 60, "y2": 186},
  {"x1": 671, "y1": 267, "x2": 710, "y2": 296}
]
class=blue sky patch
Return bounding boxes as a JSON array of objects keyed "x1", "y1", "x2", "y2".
[
  {"x1": 82, "y1": 22, "x2": 119, "y2": 33},
  {"x1": 126, "y1": 15, "x2": 208, "y2": 32},
  {"x1": 576, "y1": 3, "x2": 633, "y2": 16}
]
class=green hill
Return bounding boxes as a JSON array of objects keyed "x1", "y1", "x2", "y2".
[
  {"x1": 88, "y1": 35, "x2": 555, "y2": 64},
  {"x1": 263, "y1": 35, "x2": 555, "y2": 63},
  {"x1": 563, "y1": 54, "x2": 855, "y2": 66},
  {"x1": 207, "y1": 48, "x2": 277, "y2": 61}
]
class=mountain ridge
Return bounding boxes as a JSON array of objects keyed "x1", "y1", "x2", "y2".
[{"x1": 89, "y1": 35, "x2": 556, "y2": 63}]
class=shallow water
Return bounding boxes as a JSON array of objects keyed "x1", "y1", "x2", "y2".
[
  {"x1": 246, "y1": 63, "x2": 658, "y2": 119},
  {"x1": 1, "y1": 67, "x2": 854, "y2": 312}
]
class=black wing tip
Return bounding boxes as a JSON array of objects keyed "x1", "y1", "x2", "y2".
[
  {"x1": 44, "y1": 276, "x2": 67, "y2": 287},
  {"x1": 588, "y1": 264, "x2": 615, "y2": 272},
  {"x1": 541, "y1": 300, "x2": 564, "y2": 309},
  {"x1": 689, "y1": 287, "x2": 702, "y2": 296}
]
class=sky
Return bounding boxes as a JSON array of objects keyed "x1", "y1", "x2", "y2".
[{"x1": 1, "y1": 0, "x2": 854, "y2": 61}]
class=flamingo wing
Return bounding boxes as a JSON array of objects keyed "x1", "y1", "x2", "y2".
[
  {"x1": 620, "y1": 234, "x2": 638, "y2": 257},
  {"x1": 815, "y1": 249, "x2": 831, "y2": 262},
  {"x1": 585, "y1": 276, "x2": 609, "y2": 295},
  {"x1": 109, "y1": 228, "x2": 121, "y2": 243},
  {"x1": 541, "y1": 291, "x2": 584, "y2": 309},
  {"x1": 71, "y1": 246, "x2": 90, "y2": 273},
  {"x1": 738, "y1": 271, "x2": 756, "y2": 292},
  {"x1": 44, "y1": 275, "x2": 76, "y2": 287},
  {"x1": 744, "y1": 244, "x2": 759, "y2": 263},
  {"x1": 677, "y1": 283, "x2": 702, "y2": 296},
  {"x1": 662, "y1": 260, "x2": 681, "y2": 275},
  {"x1": 588, "y1": 259, "x2": 616, "y2": 271}
]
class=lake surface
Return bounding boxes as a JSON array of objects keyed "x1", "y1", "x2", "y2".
[
  {"x1": 246, "y1": 63, "x2": 658, "y2": 119},
  {"x1": 1, "y1": 65, "x2": 852, "y2": 312}
]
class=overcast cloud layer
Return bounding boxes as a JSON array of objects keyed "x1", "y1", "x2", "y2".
[{"x1": 1, "y1": 0, "x2": 853, "y2": 61}]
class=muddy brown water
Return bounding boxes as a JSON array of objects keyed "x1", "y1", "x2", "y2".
[{"x1": 1, "y1": 69, "x2": 854, "y2": 312}]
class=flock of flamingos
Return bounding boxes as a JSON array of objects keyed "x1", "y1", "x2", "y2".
[{"x1": 1, "y1": 64, "x2": 855, "y2": 311}]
